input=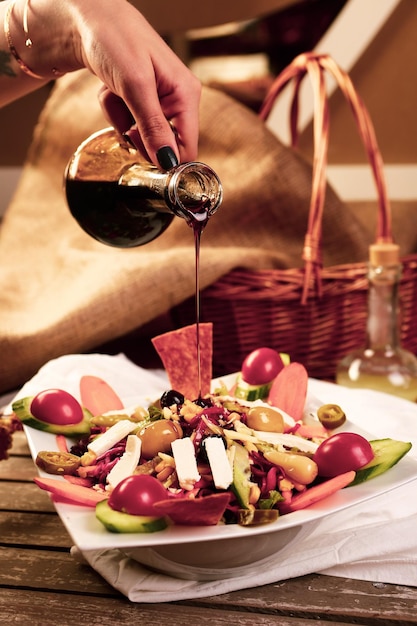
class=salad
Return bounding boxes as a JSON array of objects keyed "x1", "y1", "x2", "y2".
[{"x1": 11, "y1": 340, "x2": 412, "y2": 534}]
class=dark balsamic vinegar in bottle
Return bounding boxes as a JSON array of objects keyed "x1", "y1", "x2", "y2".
[{"x1": 65, "y1": 127, "x2": 223, "y2": 248}]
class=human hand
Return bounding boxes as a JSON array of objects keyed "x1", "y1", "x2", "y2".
[
  {"x1": 71, "y1": 0, "x2": 201, "y2": 167},
  {"x1": 1, "y1": 0, "x2": 201, "y2": 167}
]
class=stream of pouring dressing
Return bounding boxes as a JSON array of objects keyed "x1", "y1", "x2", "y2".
[{"x1": 185, "y1": 199, "x2": 211, "y2": 400}]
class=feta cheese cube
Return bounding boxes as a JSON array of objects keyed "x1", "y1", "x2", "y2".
[
  {"x1": 106, "y1": 435, "x2": 142, "y2": 489},
  {"x1": 171, "y1": 437, "x2": 200, "y2": 490},
  {"x1": 204, "y1": 437, "x2": 233, "y2": 490}
]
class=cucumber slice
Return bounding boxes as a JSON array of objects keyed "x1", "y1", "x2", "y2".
[
  {"x1": 231, "y1": 441, "x2": 252, "y2": 509},
  {"x1": 95, "y1": 499, "x2": 168, "y2": 533},
  {"x1": 234, "y1": 375, "x2": 271, "y2": 401},
  {"x1": 12, "y1": 396, "x2": 92, "y2": 436},
  {"x1": 349, "y1": 438, "x2": 412, "y2": 486}
]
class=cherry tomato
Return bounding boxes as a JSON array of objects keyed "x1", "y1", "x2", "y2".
[
  {"x1": 31, "y1": 389, "x2": 84, "y2": 425},
  {"x1": 108, "y1": 475, "x2": 168, "y2": 516},
  {"x1": 314, "y1": 432, "x2": 374, "y2": 478},
  {"x1": 241, "y1": 348, "x2": 284, "y2": 385}
]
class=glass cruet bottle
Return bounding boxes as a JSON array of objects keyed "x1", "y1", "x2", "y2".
[
  {"x1": 64, "y1": 127, "x2": 223, "y2": 248},
  {"x1": 336, "y1": 242, "x2": 417, "y2": 401}
]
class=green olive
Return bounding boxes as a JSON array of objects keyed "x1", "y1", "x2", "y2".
[
  {"x1": 247, "y1": 406, "x2": 284, "y2": 433},
  {"x1": 138, "y1": 419, "x2": 183, "y2": 459},
  {"x1": 317, "y1": 404, "x2": 346, "y2": 429}
]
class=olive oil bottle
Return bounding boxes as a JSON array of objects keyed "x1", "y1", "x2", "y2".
[{"x1": 336, "y1": 242, "x2": 417, "y2": 402}]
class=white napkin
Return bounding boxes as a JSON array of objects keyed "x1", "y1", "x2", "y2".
[
  {"x1": 71, "y1": 480, "x2": 417, "y2": 602},
  {"x1": 5, "y1": 352, "x2": 169, "y2": 411},
  {"x1": 8, "y1": 353, "x2": 417, "y2": 601}
]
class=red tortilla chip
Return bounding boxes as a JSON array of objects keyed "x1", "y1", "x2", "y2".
[
  {"x1": 152, "y1": 323, "x2": 213, "y2": 399},
  {"x1": 153, "y1": 492, "x2": 230, "y2": 526}
]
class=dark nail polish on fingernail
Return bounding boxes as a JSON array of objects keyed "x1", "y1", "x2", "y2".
[
  {"x1": 157, "y1": 146, "x2": 178, "y2": 170},
  {"x1": 122, "y1": 132, "x2": 136, "y2": 148}
]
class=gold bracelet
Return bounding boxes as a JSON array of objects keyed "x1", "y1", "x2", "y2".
[
  {"x1": 23, "y1": 0, "x2": 32, "y2": 47},
  {"x1": 4, "y1": 0, "x2": 44, "y2": 79}
]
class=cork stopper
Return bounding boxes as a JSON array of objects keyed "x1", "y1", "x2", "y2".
[{"x1": 369, "y1": 242, "x2": 400, "y2": 266}]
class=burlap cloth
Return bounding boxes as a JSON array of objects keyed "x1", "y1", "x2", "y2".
[{"x1": 0, "y1": 71, "x2": 381, "y2": 393}]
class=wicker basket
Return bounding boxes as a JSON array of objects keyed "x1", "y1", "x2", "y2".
[
  {"x1": 173, "y1": 53, "x2": 417, "y2": 380},
  {"x1": 173, "y1": 257, "x2": 417, "y2": 380}
]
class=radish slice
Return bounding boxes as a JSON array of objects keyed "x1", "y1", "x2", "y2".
[
  {"x1": 80, "y1": 375, "x2": 124, "y2": 416},
  {"x1": 268, "y1": 363, "x2": 308, "y2": 421}
]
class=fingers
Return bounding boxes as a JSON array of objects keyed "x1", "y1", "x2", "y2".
[
  {"x1": 133, "y1": 76, "x2": 201, "y2": 167},
  {"x1": 98, "y1": 71, "x2": 201, "y2": 169},
  {"x1": 98, "y1": 86, "x2": 134, "y2": 134},
  {"x1": 75, "y1": 0, "x2": 202, "y2": 168},
  {"x1": 132, "y1": 100, "x2": 182, "y2": 166},
  {"x1": 98, "y1": 88, "x2": 150, "y2": 161},
  {"x1": 99, "y1": 88, "x2": 179, "y2": 166},
  {"x1": 164, "y1": 80, "x2": 202, "y2": 164}
]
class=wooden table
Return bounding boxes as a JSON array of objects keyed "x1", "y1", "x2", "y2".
[{"x1": 1, "y1": 429, "x2": 416, "y2": 626}]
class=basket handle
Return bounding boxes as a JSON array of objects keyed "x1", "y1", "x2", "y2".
[{"x1": 259, "y1": 52, "x2": 392, "y2": 303}]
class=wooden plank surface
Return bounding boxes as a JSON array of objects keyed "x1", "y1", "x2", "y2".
[
  {"x1": 0, "y1": 547, "x2": 114, "y2": 595},
  {"x1": 0, "y1": 481, "x2": 56, "y2": 511},
  {"x1": 0, "y1": 588, "x2": 359, "y2": 626},
  {"x1": 199, "y1": 575, "x2": 417, "y2": 625},
  {"x1": 0, "y1": 450, "x2": 36, "y2": 480},
  {"x1": 0, "y1": 511, "x2": 71, "y2": 547}
]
